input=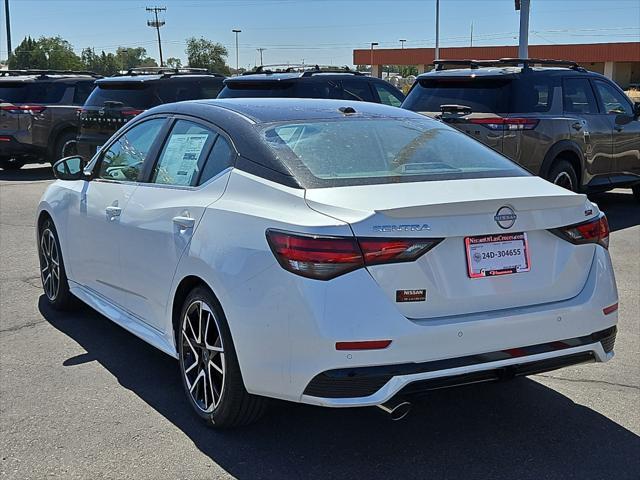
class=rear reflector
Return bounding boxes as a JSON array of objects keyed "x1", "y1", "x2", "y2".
[
  {"x1": 336, "y1": 340, "x2": 391, "y2": 351},
  {"x1": 0, "y1": 136, "x2": 11, "y2": 142},
  {"x1": 603, "y1": 303, "x2": 618, "y2": 315},
  {"x1": 550, "y1": 214, "x2": 609, "y2": 249},
  {"x1": 266, "y1": 229, "x2": 443, "y2": 280},
  {"x1": 468, "y1": 117, "x2": 539, "y2": 131}
]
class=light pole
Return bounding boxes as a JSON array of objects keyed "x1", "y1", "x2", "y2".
[
  {"x1": 4, "y1": 0, "x2": 11, "y2": 62},
  {"x1": 370, "y1": 42, "x2": 378, "y2": 77},
  {"x1": 516, "y1": 0, "x2": 530, "y2": 58},
  {"x1": 399, "y1": 39, "x2": 406, "y2": 49},
  {"x1": 257, "y1": 48, "x2": 265, "y2": 66},
  {"x1": 232, "y1": 29, "x2": 241, "y2": 75},
  {"x1": 434, "y1": 0, "x2": 440, "y2": 61}
]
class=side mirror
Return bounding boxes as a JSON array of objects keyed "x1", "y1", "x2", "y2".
[{"x1": 52, "y1": 156, "x2": 87, "y2": 180}]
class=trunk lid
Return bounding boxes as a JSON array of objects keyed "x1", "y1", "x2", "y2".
[{"x1": 305, "y1": 176, "x2": 597, "y2": 319}]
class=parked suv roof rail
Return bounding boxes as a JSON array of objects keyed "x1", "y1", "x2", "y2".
[
  {"x1": 0, "y1": 69, "x2": 102, "y2": 78},
  {"x1": 433, "y1": 58, "x2": 585, "y2": 72},
  {"x1": 242, "y1": 64, "x2": 362, "y2": 76},
  {"x1": 113, "y1": 67, "x2": 225, "y2": 78}
]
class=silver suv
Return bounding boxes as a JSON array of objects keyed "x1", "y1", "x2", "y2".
[
  {"x1": 402, "y1": 59, "x2": 640, "y2": 200},
  {"x1": 0, "y1": 70, "x2": 100, "y2": 170}
]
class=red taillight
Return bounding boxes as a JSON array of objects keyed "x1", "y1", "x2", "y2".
[
  {"x1": 468, "y1": 117, "x2": 539, "y2": 131},
  {"x1": 551, "y1": 214, "x2": 610, "y2": 249},
  {"x1": 122, "y1": 108, "x2": 145, "y2": 117},
  {"x1": 0, "y1": 104, "x2": 46, "y2": 114},
  {"x1": 266, "y1": 229, "x2": 442, "y2": 280},
  {"x1": 335, "y1": 340, "x2": 391, "y2": 350}
]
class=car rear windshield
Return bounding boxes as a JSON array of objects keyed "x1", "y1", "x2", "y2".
[
  {"x1": 219, "y1": 81, "x2": 347, "y2": 99},
  {"x1": 403, "y1": 76, "x2": 555, "y2": 114},
  {"x1": 0, "y1": 81, "x2": 66, "y2": 103},
  {"x1": 262, "y1": 118, "x2": 528, "y2": 188},
  {"x1": 86, "y1": 79, "x2": 222, "y2": 109}
]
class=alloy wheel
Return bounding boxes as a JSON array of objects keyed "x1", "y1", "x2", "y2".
[
  {"x1": 40, "y1": 229, "x2": 60, "y2": 301},
  {"x1": 181, "y1": 300, "x2": 225, "y2": 413},
  {"x1": 553, "y1": 171, "x2": 574, "y2": 191}
]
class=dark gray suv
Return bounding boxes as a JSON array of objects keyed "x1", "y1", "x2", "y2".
[{"x1": 402, "y1": 59, "x2": 640, "y2": 199}]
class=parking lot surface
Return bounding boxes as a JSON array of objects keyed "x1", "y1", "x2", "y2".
[{"x1": 1, "y1": 166, "x2": 639, "y2": 480}]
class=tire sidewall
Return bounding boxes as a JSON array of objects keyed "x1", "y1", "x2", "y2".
[
  {"x1": 38, "y1": 218, "x2": 72, "y2": 309},
  {"x1": 549, "y1": 159, "x2": 578, "y2": 192},
  {"x1": 55, "y1": 131, "x2": 78, "y2": 162}
]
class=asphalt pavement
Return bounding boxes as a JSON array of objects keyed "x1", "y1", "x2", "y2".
[{"x1": 1, "y1": 165, "x2": 638, "y2": 480}]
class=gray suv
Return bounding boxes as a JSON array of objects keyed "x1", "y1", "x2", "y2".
[
  {"x1": 402, "y1": 59, "x2": 640, "y2": 199},
  {"x1": 0, "y1": 70, "x2": 100, "y2": 170}
]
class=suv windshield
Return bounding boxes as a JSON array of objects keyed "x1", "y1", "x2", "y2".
[
  {"x1": 0, "y1": 82, "x2": 66, "y2": 103},
  {"x1": 263, "y1": 118, "x2": 528, "y2": 187}
]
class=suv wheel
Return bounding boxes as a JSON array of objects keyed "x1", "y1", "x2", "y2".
[
  {"x1": 38, "y1": 217, "x2": 77, "y2": 310},
  {"x1": 54, "y1": 130, "x2": 78, "y2": 162},
  {"x1": 178, "y1": 286, "x2": 267, "y2": 428},
  {"x1": 548, "y1": 159, "x2": 578, "y2": 192},
  {"x1": 0, "y1": 158, "x2": 25, "y2": 170}
]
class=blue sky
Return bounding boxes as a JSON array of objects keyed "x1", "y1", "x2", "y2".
[{"x1": 1, "y1": 0, "x2": 639, "y2": 67}]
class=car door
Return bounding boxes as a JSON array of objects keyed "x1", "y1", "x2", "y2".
[
  {"x1": 592, "y1": 79, "x2": 640, "y2": 179},
  {"x1": 562, "y1": 77, "x2": 613, "y2": 187},
  {"x1": 65, "y1": 117, "x2": 167, "y2": 304},
  {"x1": 116, "y1": 118, "x2": 235, "y2": 331}
]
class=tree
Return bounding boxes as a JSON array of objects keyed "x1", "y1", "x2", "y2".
[
  {"x1": 185, "y1": 37, "x2": 230, "y2": 75},
  {"x1": 81, "y1": 47, "x2": 119, "y2": 76},
  {"x1": 9, "y1": 36, "x2": 81, "y2": 70},
  {"x1": 115, "y1": 47, "x2": 157, "y2": 70},
  {"x1": 166, "y1": 57, "x2": 182, "y2": 69}
]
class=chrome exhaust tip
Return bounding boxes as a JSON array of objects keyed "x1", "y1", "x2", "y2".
[{"x1": 376, "y1": 398, "x2": 412, "y2": 421}]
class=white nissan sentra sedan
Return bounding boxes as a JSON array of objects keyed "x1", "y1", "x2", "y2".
[{"x1": 37, "y1": 98, "x2": 618, "y2": 427}]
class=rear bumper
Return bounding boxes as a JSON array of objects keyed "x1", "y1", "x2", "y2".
[
  {"x1": 302, "y1": 326, "x2": 615, "y2": 403},
  {"x1": 0, "y1": 135, "x2": 45, "y2": 161}
]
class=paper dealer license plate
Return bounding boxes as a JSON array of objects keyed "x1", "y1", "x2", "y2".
[{"x1": 465, "y1": 233, "x2": 530, "y2": 278}]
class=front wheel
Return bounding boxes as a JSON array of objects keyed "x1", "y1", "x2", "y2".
[
  {"x1": 178, "y1": 286, "x2": 266, "y2": 428},
  {"x1": 38, "y1": 218, "x2": 76, "y2": 310}
]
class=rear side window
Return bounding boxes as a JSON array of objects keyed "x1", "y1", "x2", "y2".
[
  {"x1": 199, "y1": 136, "x2": 234, "y2": 185},
  {"x1": 0, "y1": 81, "x2": 66, "y2": 103},
  {"x1": 263, "y1": 118, "x2": 528, "y2": 188},
  {"x1": 73, "y1": 81, "x2": 95, "y2": 105},
  {"x1": 403, "y1": 79, "x2": 510, "y2": 113},
  {"x1": 87, "y1": 84, "x2": 157, "y2": 109},
  {"x1": 562, "y1": 78, "x2": 598, "y2": 114},
  {"x1": 151, "y1": 120, "x2": 217, "y2": 187},
  {"x1": 510, "y1": 77, "x2": 554, "y2": 113},
  {"x1": 340, "y1": 80, "x2": 375, "y2": 102},
  {"x1": 373, "y1": 82, "x2": 404, "y2": 107}
]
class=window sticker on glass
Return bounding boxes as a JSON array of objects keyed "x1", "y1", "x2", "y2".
[{"x1": 155, "y1": 134, "x2": 208, "y2": 186}]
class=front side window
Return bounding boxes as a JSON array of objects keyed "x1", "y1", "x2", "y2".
[
  {"x1": 263, "y1": 118, "x2": 528, "y2": 188},
  {"x1": 98, "y1": 118, "x2": 165, "y2": 181},
  {"x1": 593, "y1": 80, "x2": 633, "y2": 115},
  {"x1": 151, "y1": 120, "x2": 217, "y2": 186},
  {"x1": 562, "y1": 78, "x2": 598, "y2": 114},
  {"x1": 373, "y1": 82, "x2": 404, "y2": 107}
]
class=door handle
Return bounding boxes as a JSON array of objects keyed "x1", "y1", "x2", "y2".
[
  {"x1": 173, "y1": 216, "x2": 195, "y2": 229},
  {"x1": 571, "y1": 122, "x2": 583, "y2": 131},
  {"x1": 105, "y1": 205, "x2": 121, "y2": 220}
]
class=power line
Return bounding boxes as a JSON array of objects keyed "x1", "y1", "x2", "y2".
[{"x1": 146, "y1": 6, "x2": 166, "y2": 66}]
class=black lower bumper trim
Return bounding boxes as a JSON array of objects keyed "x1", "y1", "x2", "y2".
[{"x1": 303, "y1": 326, "x2": 616, "y2": 399}]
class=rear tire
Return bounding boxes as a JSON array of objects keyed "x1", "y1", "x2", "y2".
[
  {"x1": 548, "y1": 159, "x2": 578, "y2": 192},
  {"x1": 177, "y1": 286, "x2": 267, "y2": 428},
  {"x1": 0, "y1": 158, "x2": 25, "y2": 170},
  {"x1": 53, "y1": 130, "x2": 78, "y2": 163},
  {"x1": 38, "y1": 217, "x2": 77, "y2": 311}
]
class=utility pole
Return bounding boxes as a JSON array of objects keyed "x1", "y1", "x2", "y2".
[
  {"x1": 515, "y1": 0, "x2": 530, "y2": 58},
  {"x1": 256, "y1": 48, "x2": 265, "y2": 66},
  {"x1": 4, "y1": 0, "x2": 11, "y2": 62},
  {"x1": 370, "y1": 42, "x2": 378, "y2": 76},
  {"x1": 434, "y1": 0, "x2": 440, "y2": 61},
  {"x1": 470, "y1": 22, "x2": 474, "y2": 47},
  {"x1": 232, "y1": 29, "x2": 241, "y2": 75},
  {"x1": 146, "y1": 6, "x2": 166, "y2": 66},
  {"x1": 399, "y1": 39, "x2": 406, "y2": 49}
]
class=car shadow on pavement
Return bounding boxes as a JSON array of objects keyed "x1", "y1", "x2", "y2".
[
  {"x1": 39, "y1": 297, "x2": 640, "y2": 480},
  {"x1": 589, "y1": 190, "x2": 640, "y2": 232},
  {"x1": 0, "y1": 166, "x2": 54, "y2": 181}
]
